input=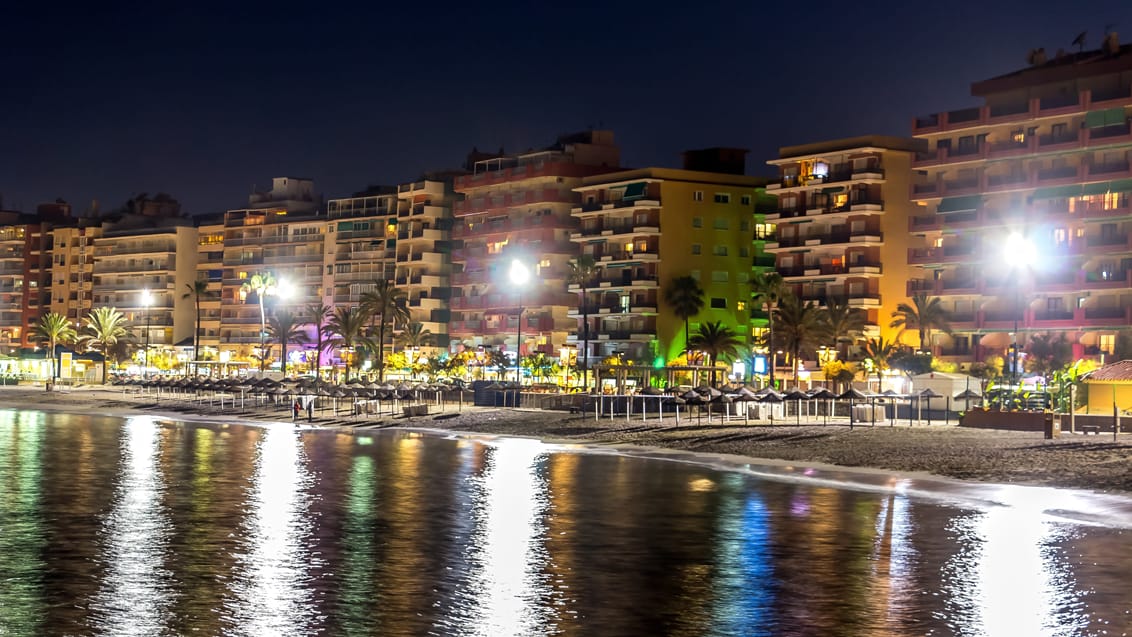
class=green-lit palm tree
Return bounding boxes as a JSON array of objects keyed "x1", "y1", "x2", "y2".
[
  {"x1": 689, "y1": 321, "x2": 743, "y2": 386},
  {"x1": 751, "y1": 271, "x2": 787, "y2": 387},
  {"x1": 79, "y1": 307, "x2": 131, "y2": 384},
  {"x1": 240, "y1": 272, "x2": 277, "y2": 372},
  {"x1": 360, "y1": 280, "x2": 410, "y2": 382},
  {"x1": 567, "y1": 255, "x2": 598, "y2": 389},
  {"x1": 326, "y1": 306, "x2": 368, "y2": 382},
  {"x1": 774, "y1": 294, "x2": 824, "y2": 386},
  {"x1": 861, "y1": 336, "x2": 898, "y2": 392},
  {"x1": 890, "y1": 293, "x2": 952, "y2": 354},
  {"x1": 821, "y1": 297, "x2": 867, "y2": 360},
  {"x1": 34, "y1": 312, "x2": 77, "y2": 385},
  {"x1": 182, "y1": 279, "x2": 213, "y2": 373},
  {"x1": 306, "y1": 302, "x2": 333, "y2": 380},
  {"x1": 395, "y1": 321, "x2": 435, "y2": 350},
  {"x1": 268, "y1": 309, "x2": 309, "y2": 377},
  {"x1": 663, "y1": 274, "x2": 705, "y2": 356}
]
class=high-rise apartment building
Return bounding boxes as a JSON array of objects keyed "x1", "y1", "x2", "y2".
[
  {"x1": 193, "y1": 215, "x2": 225, "y2": 357},
  {"x1": 571, "y1": 157, "x2": 767, "y2": 366},
  {"x1": 764, "y1": 136, "x2": 925, "y2": 344},
  {"x1": 910, "y1": 37, "x2": 1132, "y2": 362},
  {"x1": 394, "y1": 179, "x2": 457, "y2": 348},
  {"x1": 450, "y1": 131, "x2": 620, "y2": 358}
]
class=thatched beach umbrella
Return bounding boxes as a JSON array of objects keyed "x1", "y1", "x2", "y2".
[
  {"x1": 839, "y1": 386, "x2": 868, "y2": 429},
  {"x1": 919, "y1": 387, "x2": 943, "y2": 426},
  {"x1": 808, "y1": 387, "x2": 836, "y2": 425},
  {"x1": 782, "y1": 388, "x2": 809, "y2": 426}
]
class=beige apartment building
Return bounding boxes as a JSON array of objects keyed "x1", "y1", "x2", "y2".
[
  {"x1": 764, "y1": 136, "x2": 925, "y2": 348},
  {"x1": 193, "y1": 215, "x2": 225, "y2": 358}
]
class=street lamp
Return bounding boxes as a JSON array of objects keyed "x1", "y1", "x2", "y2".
[
  {"x1": 141, "y1": 288, "x2": 153, "y2": 378},
  {"x1": 1004, "y1": 233, "x2": 1036, "y2": 386},
  {"x1": 510, "y1": 259, "x2": 530, "y2": 387}
]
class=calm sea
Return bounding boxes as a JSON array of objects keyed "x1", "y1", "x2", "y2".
[{"x1": 0, "y1": 409, "x2": 1130, "y2": 636}]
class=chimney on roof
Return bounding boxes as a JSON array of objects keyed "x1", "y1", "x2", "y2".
[
  {"x1": 1104, "y1": 31, "x2": 1120, "y2": 54},
  {"x1": 1027, "y1": 48, "x2": 1048, "y2": 66}
]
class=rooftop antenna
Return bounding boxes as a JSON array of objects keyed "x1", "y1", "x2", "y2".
[{"x1": 1072, "y1": 30, "x2": 1087, "y2": 52}]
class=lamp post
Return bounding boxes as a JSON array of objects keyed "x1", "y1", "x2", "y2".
[
  {"x1": 274, "y1": 278, "x2": 295, "y2": 376},
  {"x1": 510, "y1": 259, "x2": 530, "y2": 387},
  {"x1": 1004, "y1": 233, "x2": 1036, "y2": 387},
  {"x1": 141, "y1": 288, "x2": 153, "y2": 378}
]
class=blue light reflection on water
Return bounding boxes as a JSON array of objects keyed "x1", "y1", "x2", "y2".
[{"x1": 1, "y1": 411, "x2": 1131, "y2": 636}]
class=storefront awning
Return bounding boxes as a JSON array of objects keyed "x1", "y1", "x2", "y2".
[
  {"x1": 937, "y1": 195, "x2": 983, "y2": 213},
  {"x1": 1086, "y1": 107, "x2": 1126, "y2": 128},
  {"x1": 1031, "y1": 185, "x2": 1083, "y2": 199}
]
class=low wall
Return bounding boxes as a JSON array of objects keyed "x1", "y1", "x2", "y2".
[{"x1": 960, "y1": 409, "x2": 1130, "y2": 433}]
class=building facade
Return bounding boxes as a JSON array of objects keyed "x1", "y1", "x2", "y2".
[
  {"x1": 910, "y1": 39, "x2": 1132, "y2": 364},
  {"x1": 450, "y1": 131, "x2": 620, "y2": 359},
  {"x1": 764, "y1": 136, "x2": 924, "y2": 346},
  {"x1": 571, "y1": 164, "x2": 767, "y2": 366}
]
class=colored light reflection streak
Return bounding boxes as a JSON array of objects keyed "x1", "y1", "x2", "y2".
[
  {"x1": 90, "y1": 416, "x2": 172, "y2": 635},
  {"x1": 940, "y1": 492, "x2": 1088, "y2": 635},
  {"x1": 711, "y1": 473, "x2": 774, "y2": 635},
  {"x1": 338, "y1": 453, "x2": 377, "y2": 634},
  {"x1": 460, "y1": 438, "x2": 555, "y2": 637},
  {"x1": 228, "y1": 427, "x2": 317, "y2": 633},
  {"x1": 0, "y1": 411, "x2": 47, "y2": 635}
]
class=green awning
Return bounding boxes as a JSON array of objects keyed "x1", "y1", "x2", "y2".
[
  {"x1": 1086, "y1": 107, "x2": 1126, "y2": 128},
  {"x1": 337, "y1": 221, "x2": 355, "y2": 231},
  {"x1": 622, "y1": 182, "x2": 647, "y2": 200},
  {"x1": 821, "y1": 186, "x2": 844, "y2": 194},
  {"x1": 937, "y1": 195, "x2": 983, "y2": 213},
  {"x1": 1032, "y1": 185, "x2": 1083, "y2": 199},
  {"x1": 1109, "y1": 178, "x2": 1132, "y2": 193},
  {"x1": 1083, "y1": 181, "x2": 1113, "y2": 196}
]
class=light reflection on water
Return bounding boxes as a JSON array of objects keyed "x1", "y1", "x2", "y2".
[{"x1": 0, "y1": 410, "x2": 1130, "y2": 636}]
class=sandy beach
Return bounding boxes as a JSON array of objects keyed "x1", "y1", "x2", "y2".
[{"x1": 3, "y1": 384, "x2": 1131, "y2": 495}]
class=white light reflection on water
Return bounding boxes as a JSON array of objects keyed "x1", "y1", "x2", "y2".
[
  {"x1": 457, "y1": 437, "x2": 557, "y2": 637},
  {"x1": 939, "y1": 489, "x2": 1088, "y2": 637},
  {"x1": 90, "y1": 416, "x2": 172, "y2": 636},
  {"x1": 227, "y1": 425, "x2": 318, "y2": 635},
  {"x1": 870, "y1": 491, "x2": 917, "y2": 627}
]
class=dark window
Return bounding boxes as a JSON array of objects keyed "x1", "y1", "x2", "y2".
[{"x1": 710, "y1": 298, "x2": 726, "y2": 309}]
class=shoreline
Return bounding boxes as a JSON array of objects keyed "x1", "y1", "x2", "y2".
[{"x1": 4, "y1": 385, "x2": 1132, "y2": 497}]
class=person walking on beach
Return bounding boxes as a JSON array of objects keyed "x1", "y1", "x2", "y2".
[
  {"x1": 306, "y1": 397, "x2": 314, "y2": 422},
  {"x1": 293, "y1": 399, "x2": 301, "y2": 421}
]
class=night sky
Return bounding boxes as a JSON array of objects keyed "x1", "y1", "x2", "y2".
[{"x1": 3, "y1": 1, "x2": 1132, "y2": 215}]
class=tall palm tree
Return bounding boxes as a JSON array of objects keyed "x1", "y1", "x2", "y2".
[
  {"x1": 360, "y1": 280, "x2": 410, "y2": 382},
  {"x1": 306, "y1": 302, "x2": 333, "y2": 380},
  {"x1": 822, "y1": 297, "x2": 867, "y2": 360},
  {"x1": 663, "y1": 275, "x2": 705, "y2": 356},
  {"x1": 774, "y1": 295, "x2": 824, "y2": 386},
  {"x1": 79, "y1": 307, "x2": 131, "y2": 384},
  {"x1": 567, "y1": 255, "x2": 598, "y2": 389},
  {"x1": 889, "y1": 293, "x2": 952, "y2": 354},
  {"x1": 396, "y1": 321, "x2": 435, "y2": 377},
  {"x1": 689, "y1": 321, "x2": 743, "y2": 386},
  {"x1": 326, "y1": 306, "x2": 368, "y2": 382},
  {"x1": 240, "y1": 272, "x2": 277, "y2": 372},
  {"x1": 861, "y1": 336, "x2": 898, "y2": 392},
  {"x1": 34, "y1": 312, "x2": 76, "y2": 385},
  {"x1": 268, "y1": 309, "x2": 309, "y2": 377},
  {"x1": 751, "y1": 271, "x2": 787, "y2": 387},
  {"x1": 182, "y1": 279, "x2": 212, "y2": 373}
]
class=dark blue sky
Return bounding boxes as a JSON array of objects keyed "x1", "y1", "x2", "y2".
[{"x1": 3, "y1": 0, "x2": 1131, "y2": 214}]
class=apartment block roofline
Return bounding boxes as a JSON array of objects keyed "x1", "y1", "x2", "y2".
[
  {"x1": 770, "y1": 135, "x2": 927, "y2": 164},
  {"x1": 573, "y1": 167, "x2": 770, "y2": 190},
  {"x1": 972, "y1": 42, "x2": 1132, "y2": 96}
]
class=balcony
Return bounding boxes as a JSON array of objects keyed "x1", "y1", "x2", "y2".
[{"x1": 908, "y1": 244, "x2": 976, "y2": 265}]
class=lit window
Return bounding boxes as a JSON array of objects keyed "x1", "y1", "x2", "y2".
[
  {"x1": 693, "y1": 191, "x2": 704, "y2": 202},
  {"x1": 737, "y1": 301, "x2": 747, "y2": 311}
]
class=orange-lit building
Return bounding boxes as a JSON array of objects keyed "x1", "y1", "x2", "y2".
[
  {"x1": 910, "y1": 37, "x2": 1132, "y2": 363},
  {"x1": 449, "y1": 131, "x2": 620, "y2": 358}
]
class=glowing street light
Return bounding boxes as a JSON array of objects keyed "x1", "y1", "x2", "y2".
[
  {"x1": 1004, "y1": 233, "x2": 1036, "y2": 385},
  {"x1": 510, "y1": 259, "x2": 530, "y2": 389},
  {"x1": 141, "y1": 288, "x2": 153, "y2": 378}
]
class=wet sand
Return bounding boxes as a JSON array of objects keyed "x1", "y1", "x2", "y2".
[{"x1": 3, "y1": 385, "x2": 1131, "y2": 495}]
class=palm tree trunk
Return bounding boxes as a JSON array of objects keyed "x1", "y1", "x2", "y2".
[
  {"x1": 767, "y1": 307, "x2": 776, "y2": 388},
  {"x1": 281, "y1": 336, "x2": 288, "y2": 377},
  {"x1": 258, "y1": 297, "x2": 267, "y2": 373},
  {"x1": 314, "y1": 331, "x2": 323, "y2": 380},
  {"x1": 193, "y1": 297, "x2": 201, "y2": 375},
  {"x1": 377, "y1": 319, "x2": 386, "y2": 382},
  {"x1": 581, "y1": 285, "x2": 589, "y2": 391}
]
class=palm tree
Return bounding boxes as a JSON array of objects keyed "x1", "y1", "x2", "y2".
[
  {"x1": 395, "y1": 321, "x2": 435, "y2": 377},
  {"x1": 663, "y1": 275, "x2": 705, "y2": 356},
  {"x1": 889, "y1": 293, "x2": 952, "y2": 354},
  {"x1": 240, "y1": 272, "x2": 277, "y2": 372},
  {"x1": 525, "y1": 352, "x2": 555, "y2": 384},
  {"x1": 861, "y1": 336, "x2": 898, "y2": 392},
  {"x1": 268, "y1": 309, "x2": 309, "y2": 377},
  {"x1": 360, "y1": 280, "x2": 410, "y2": 382},
  {"x1": 306, "y1": 302, "x2": 333, "y2": 380},
  {"x1": 774, "y1": 295, "x2": 824, "y2": 386},
  {"x1": 79, "y1": 307, "x2": 131, "y2": 384},
  {"x1": 34, "y1": 312, "x2": 77, "y2": 385},
  {"x1": 326, "y1": 306, "x2": 368, "y2": 382},
  {"x1": 751, "y1": 271, "x2": 787, "y2": 387},
  {"x1": 822, "y1": 297, "x2": 867, "y2": 360},
  {"x1": 567, "y1": 255, "x2": 598, "y2": 389},
  {"x1": 182, "y1": 279, "x2": 212, "y2": 373},
  {"x1": 688, "y1": 321, "x2": 743, "y2": 386}
]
